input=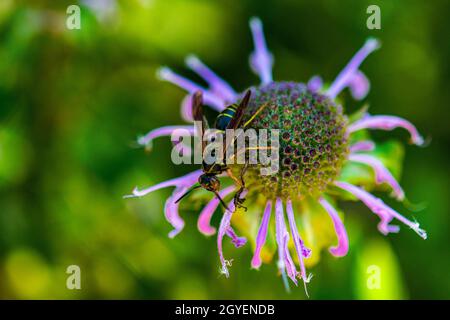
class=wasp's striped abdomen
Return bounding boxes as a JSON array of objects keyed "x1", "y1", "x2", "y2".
[{"x1": 214, "y1": 104, "x2": 238, "y2": 130}]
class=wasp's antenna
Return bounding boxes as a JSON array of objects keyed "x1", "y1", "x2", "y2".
[
  {"x1": 214, "y1": 191, "x2": 231, "y2": 212},
  {"x1": 175, "y1": 185, "x2": 201, "y2": 204}
]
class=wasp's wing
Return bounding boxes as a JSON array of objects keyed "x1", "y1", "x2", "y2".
[
  {"x1": 227, "y1": 90, "x2": 251, "y2": 130},
  {"x1": 223, "y1": 90, "x2": 252, "y2": 160},
  {"x1": 192, "y1": 91, "x2": 208, "y2": 153}
]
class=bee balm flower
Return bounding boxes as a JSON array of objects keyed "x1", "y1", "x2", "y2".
[{"x1": 125, "y1": 18, "x2": 426, "y2": 292}]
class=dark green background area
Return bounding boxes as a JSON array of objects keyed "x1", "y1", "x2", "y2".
[{"x1": 0, "y1": 0, "x2": 448, "y2": 299}]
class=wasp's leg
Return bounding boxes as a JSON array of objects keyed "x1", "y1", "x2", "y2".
[
  {"x1": 226, "y1": 163, "x2": 249, "y2": 211},
  {"x1": 234, "y1": 161, "x2": 249, "y2": 210},
  {"x1": 226, "y1": 167, "x2": 248, "y2": 211},
  {"x1": 227, "y1": 146, "x2": 275, "y2": 211}
]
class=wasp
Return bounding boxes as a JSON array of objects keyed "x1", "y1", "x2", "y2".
[{"x1": 175, "y1": 90, "x2": 268, "y2": 211}]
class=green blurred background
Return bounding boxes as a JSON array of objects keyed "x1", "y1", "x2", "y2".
[{"x1": 0, "y1": 0, "x2": 449, "y2": 299}]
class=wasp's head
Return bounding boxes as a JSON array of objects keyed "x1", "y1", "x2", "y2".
[{"x1": 199, "y1": 174, "x2": 221, "y2": 192}]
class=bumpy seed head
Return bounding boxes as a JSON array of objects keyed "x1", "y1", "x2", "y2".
[{"x1": 232, "y1": 81, "x2": 349, "y2": 199}]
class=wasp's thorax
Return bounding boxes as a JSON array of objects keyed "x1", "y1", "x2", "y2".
[{"x1": 234, "y1": 82, "x2": 349, "y2": 199}]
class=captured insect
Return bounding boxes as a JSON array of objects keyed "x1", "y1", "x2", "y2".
[{"x1": 175, "y1": 90, "x2": 269, "y2": 211}]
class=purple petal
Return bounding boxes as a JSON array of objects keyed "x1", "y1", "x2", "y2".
[
  {"x1": 137, "y1": 125, "x2": 194, "y2": 150},
  {"x1": 249, "y1": 17, "x2": 273, "y2": 84},
  {"x1": 286, "y1": 199, "x2": 311, "y2": 284},
  {"x1": 124, "y1": 170, "x2": 202, "y2": 198},
  {"x1": 275, "y1": 198, "x2": 298, "y2": 285},
  {"x1": 335, "y1": 181, "x2": 427, "y2": 239},
  {"x1": 327, "y1": 38, "x2": 380, "y2": 99},
  {"x1": 348, "y1": 70, "x2": 370, "y2": 100},
  {"x1": 318, "y1": 197, "x2": 349, "y2": 257},
  {"x1": 226, "y1": 227, "x2": 247, "y2": 248},
  {"x1": 217, "y1": 191, "x2": 248, "y2": 277},
  {"x1": 349, "y1": 140, "x2": 375, "y2": 153},
  {"x1": 348, "y1": 114, "x2": 424, "y2": 146},
  {"x1": 217, "y1": 212, "x2": 232, "y2": 277},
  {"x1": 156, "y1": 66, "x2": 225, "y2": 111},
  {"x1": 349, "y1": 154, "x2": 405, "y2": 200},
  {"x1": 164, "y1": 187, "x2": 187, "y2": 238},
  {"x1": 307, "y1": 75, "x2": 323, "y2": 92},
  {"x1": 180, "y1": 95, "x2": 194, "y2": 122},
  {"x1": 127, "y1": 170, "x2": 202, "y2": 238},
  {"x1": 251, "y1": 200, "x2": 272, "y2": 269},
  {"x1": 217, "y1": 208, "x2": 234, "y2": 278},
  {"x1": 185, "y1": 55, "x2": 236, "y2": 101},
  {"x1": 197, "y1": 185, "x2": 235, "y2": 236}
]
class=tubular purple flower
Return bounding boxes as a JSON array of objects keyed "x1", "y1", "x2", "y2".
[
  {"x1": 275, "y1": 198, "x2": 298, "y2": 285},
  {"x1": 286, "y1": 199, "x2": 311, "y2": 284},
  {"x1": 164, "y1": 187, "x2": 187, "y2": 238},
  {"x1": 335, "y1": 181, "x2": 427, "y2": 239},
  {"x1": 137, "y1": 125, "x2": 194, "y2": 149},
  {"x1": 349, "y1": 153, "x2": 405, "y2": 200},
  {"x1": 318, "y1": 197, "x2": 349, "y2": 257},
  {"x1": 349, "y1": 140, "x2": 375, "y2": 153},
  {"x1": 217, "y1": 203, "x2": 234, "y2": 278},
  {"x1": 157, "y1": 67, "x2": 225, "y2": 111},
  {"x1": 348, "y1": 70, "x2": 370, "y2": 100},
  {"x1": 226, "y1": 227, "x2": 247, "y2": 248},
  {"x1": 307, "y1": 75, "x2": 323, "y2": 93},
  {"x1": 251, "y1": 200, "x2": 272, "y2": 269},
  {"x1": 197, "y1": 186, "x2": 235, "y2": 236},
  {"x1": 327, "y1": 38, "x2": 380, "y2": 99},
  {"x1": 348, "y1": 114, "x2": 424, "y2": 146},
  {"x1": 124, "y1": 170, "x2": 201, "y2": 198},
  {"x1": 217, "y1": 210, "x2": 233, "y2": 277},
  {"x1": 249, "y1": 17, "x2": 273, "y2": 84},
  {"x1": 217, "y1": 191, "x2": 248, "y2": 277},
  {"x1": 185, "y1": 55, "x2": 236, "y2": 101}
]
